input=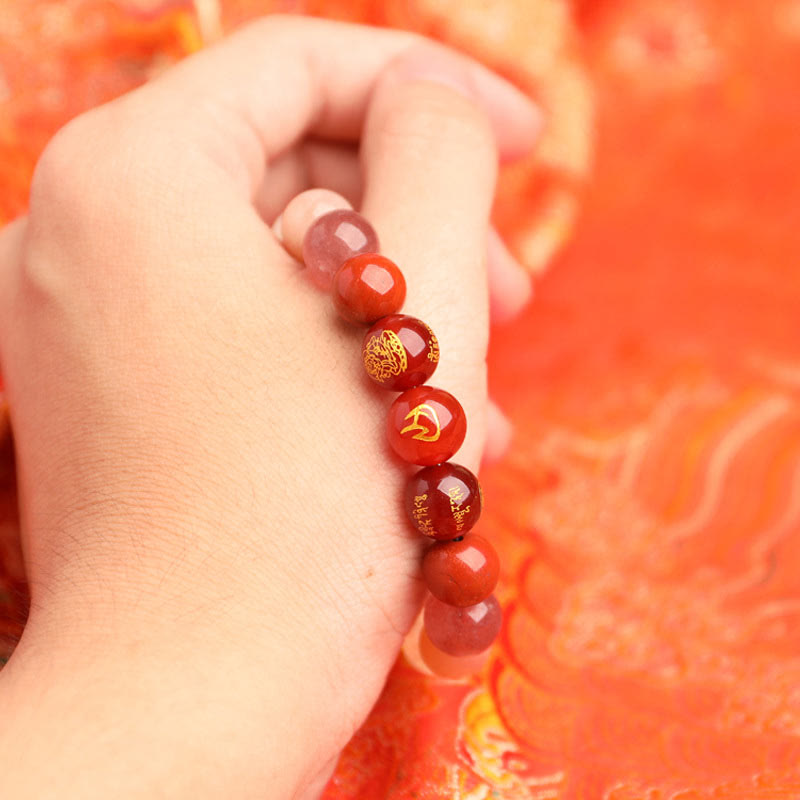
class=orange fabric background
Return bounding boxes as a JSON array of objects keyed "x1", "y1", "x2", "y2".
[{"x1": 2, "y1": 1, "x2": 800, "y2": 797}]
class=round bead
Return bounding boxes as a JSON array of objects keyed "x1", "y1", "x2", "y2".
[
  {"x1": 422, "y1": 534, "x2": 500, "y2": 606},
  {"x1": 363, "y1": 314, "x2": 439, "y2": 391},
  {"x1": 418, "y1": 628, "x2": 490, "y2": 679},
  {"x1": 302, "y1": 209, "x2": 379, "y2": 290},
  {"x1": 387, "y1": 386, "x2": 466, "y2": 466},
  {"x1": 280, "y1": 189, "x2": 352, "y2": 260},
  {"x1": 333, "y1": 254, "x2": 406, "y2": 325},
  {"x1": 423, "y1": 594, "x2": 502, "y2": 657},
  {"x1": 405, "y1": 462, "x2": 482, "y2": 539}
]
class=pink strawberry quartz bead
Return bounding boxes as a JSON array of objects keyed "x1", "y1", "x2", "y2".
[
  {"x1": 279, "y1": 189, "x2": 352, "y2": 260},
  {"x1": 423, "y1": 594, "x2": 502, "y2": 657},
  {"x1": 419, "y1": 628, "x2": 491, "y2": 679},
  {"x1": 302, "y1": 209, "x2": 379, "y2": 290}
]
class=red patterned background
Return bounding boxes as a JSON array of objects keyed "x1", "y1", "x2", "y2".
[{"x1": 2, "y1": 1, "x2": 800, "y2": 797}]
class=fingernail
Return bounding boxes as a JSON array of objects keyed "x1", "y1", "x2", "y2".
[
  {"x1": 389, "y1": 45, "x2": 543, "y2": 157},
  {"x1": 484, "y1": 399, "x2": 513, "y2": 464},
  {"x1": 391, "y1": 45, "x2": 481, "y2": 96},
  {"x1": 271, "y1": 213, "x2": 284, "y2": 241}
]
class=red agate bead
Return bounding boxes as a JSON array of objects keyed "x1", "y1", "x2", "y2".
[
  {"x1": 387, "y1": 386, "x2": 466, "y2": 466},
  {"x1": 423, "y1": 594, "x2": 502, "y2": 656},
  {"x1": 422, "y1": 534, "x2": 499, "y2": 606},
  {"x1": 405, "y1": 462, "x2": 482, "y2": 539},
  {"x1": 302, "y1": 210, "x2": 379, "y2": 290},
  {"x1": 363, "y1": 314, "x2": 439, "y2": 391},
  {"x1": 332, "y1": 254, "x2": 406, "y2": 325}
]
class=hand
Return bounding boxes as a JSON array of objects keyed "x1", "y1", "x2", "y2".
[{"x1": 0, "y1": 16, "x2": 540, "y2": 799}]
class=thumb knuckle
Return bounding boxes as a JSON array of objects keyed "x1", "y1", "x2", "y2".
[{"x1": 378, "y1": 82, "x2": 496, "y2": 165}]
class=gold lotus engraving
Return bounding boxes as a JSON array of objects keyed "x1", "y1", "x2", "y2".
[
  {"x1": 400, "y1": 403, "x2": 441, "y2": 442},
  {"x1": 364, "y1": 329, "x2": 407, "y2": 383}
]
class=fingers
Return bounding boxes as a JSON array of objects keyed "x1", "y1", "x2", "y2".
[
  {"x1": 255, "y1": 142, "x2": 361, "y2": 224},
  {"x1": 484, "y1": 399, "x2": 513, "y2": 464},
  {"x1": 277, "y1": 188, "x2": 352, "y2": 259},
  {"x1": 261, "y1": 152, "x2": 535, "y2": 322},
  {"x1": 360, "y1": 53, "x2": 502, "y2": 470},
  {"x1": 112, "y1": 16, "x2": 540, "y2": 198},
  {"x1": 261, "y1": 153, "x2": 535, "y2": 324},
  {"x1": 300, "y1": 141, "x2": 363, "y2": 207},
  {"x1": 487, "y1": 227, "x2": 533, "y2": 323},
  {"x1": 376, "y1": 44, "x2": 542, "y2": 163}
]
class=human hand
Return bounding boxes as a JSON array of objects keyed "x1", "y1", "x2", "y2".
[{"x1": 0, "y1": 16, "x2": 540, "y2": 799}]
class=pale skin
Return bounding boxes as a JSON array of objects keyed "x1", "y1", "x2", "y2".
[{"x1": 0, "y1": 16, "x2": 540, "y2": 799}]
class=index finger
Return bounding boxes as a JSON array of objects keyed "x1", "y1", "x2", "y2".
[{"x1": 116, "y1": 15, "x2": 540, "y2": 198}]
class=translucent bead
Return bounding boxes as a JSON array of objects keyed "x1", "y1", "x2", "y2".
[
  {"x1": 363, "y1": 314, "x2": 439, "y2": 391},
  {"x1": 423, "y1": 594, "x2": 502, "y2": 657},
  {"x1": 422, "y1": 534, "x2": 500, "y2": 606},
  {"x1": 302, "y1": 209, "x2": 379, "y2": 290},
  {"x1": 333, "y1": 254, "x2": 406, "y2": 325},
  {"x1": 387, "y1": 386, "x2": 466, "y2": 466},
  {"x1": 280, "y1": 189, "x2": 352, "y2": 260},
  {"x1": 405, "y1": 462, "x2": 481, "y2": 539},
  {"x1": 418, "y1": 628, "x2": 490, "y2": 679}
]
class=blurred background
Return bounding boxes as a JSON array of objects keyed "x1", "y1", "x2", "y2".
[{"x1": 1, "y1": 1, "x2": 800, "y2": 797}]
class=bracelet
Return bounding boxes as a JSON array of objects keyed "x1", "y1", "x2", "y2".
[{"x1": 300, "y1": 207, "x2": 502, "y2": 672}]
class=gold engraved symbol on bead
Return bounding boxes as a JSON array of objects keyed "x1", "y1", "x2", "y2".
[
  {"x1": 364, "y1": 330, "x2": 408, "y2": 383},
  {"x1": 424, "y1": 324, "x2": 441, "y2": 363},
  {"x1": 400, "y1": 403, "x2": 441, "y2": 442}
]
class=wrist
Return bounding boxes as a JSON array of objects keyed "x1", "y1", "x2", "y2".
[{"x1": 0, "y1": 618, "x2": 335, "y2": 799}]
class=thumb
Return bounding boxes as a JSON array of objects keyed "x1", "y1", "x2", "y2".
[{"x1": 360, "y1": 47, "x2": 509, "y2": 469}]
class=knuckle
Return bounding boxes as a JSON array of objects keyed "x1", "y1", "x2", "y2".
[
  {"x1": 32, "y1": 101, "x2": 178, "y2": 218},
  {"x1": 379, "y1": 83, "x2": 496, "y2": 161},
  {"x1": 23, "y1": 110, "x2": 116, "y2": 298},
  {"x1": 239, "y1": 13, "x2": 308, "y2": 42},
  {"x1": 30, "y1": 111, "x2": 106, "y2": 211},
  {"x1": 30, "y1": 105, "x2": 153, "y2": 226},
  {"x1": 23, "y1": 104, "x2": 180, "y2": 302}
]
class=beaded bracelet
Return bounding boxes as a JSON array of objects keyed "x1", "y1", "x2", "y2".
[{"x1": 300, "y1": 208, "x2": 502, "y2": 669}]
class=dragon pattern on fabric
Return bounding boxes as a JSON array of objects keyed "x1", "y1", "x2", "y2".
[{"x1": 2, "y1": 1, "x2": 800, "y2": 797}]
